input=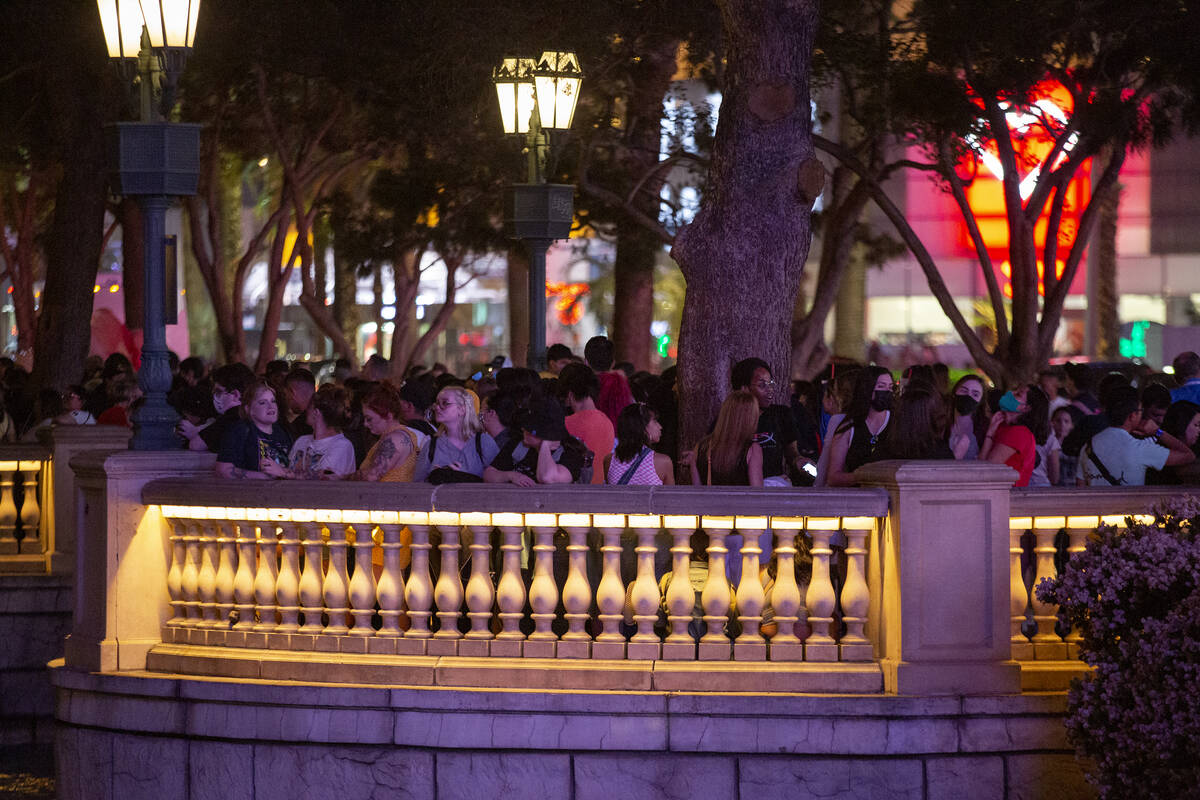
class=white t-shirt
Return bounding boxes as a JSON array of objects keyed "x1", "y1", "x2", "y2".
[
  {"x1": 288, "y1": 433, "x2": 357, "y2": 478},
  {"x1": 1081, "y1": 426, "x2": 1169, "y2": 487},
  {"x1": 1028, "y1": 432, "x2": 1061, "y2": 487}
]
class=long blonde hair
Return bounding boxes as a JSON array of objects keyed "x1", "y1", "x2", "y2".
[
  {"x1": 703, "y1": 390, "x2": 759, "y2": 477},
  {"x1": 436, "y1": 386, "x2": 483, "y2": 441}
]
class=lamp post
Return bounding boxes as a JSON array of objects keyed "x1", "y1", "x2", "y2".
[
  {"x1": 97, "y1": 0, "x2": 201, "y2": 450},
  {"x1": 493, "y1": 50, "x2": 582, "y2": 372}
]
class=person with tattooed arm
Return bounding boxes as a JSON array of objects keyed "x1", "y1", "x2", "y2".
[{"x1": 348, "y1": 381, "x2": 419, "y2": 482}]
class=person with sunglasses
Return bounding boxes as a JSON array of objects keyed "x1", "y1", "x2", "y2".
[{"x1": 414, "y1": 387, "x2": 498, "y2": 483}]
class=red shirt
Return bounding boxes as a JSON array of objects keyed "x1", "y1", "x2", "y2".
[
  {"x1": 566, "y1": 408, "x2": 614, "y2": 485},
  {"x1": 97, "y1": 405, "x2": 131, "y2": 428},
  {"x1": 994, "y1": 423, "x2": 1035, "y2": 487}
]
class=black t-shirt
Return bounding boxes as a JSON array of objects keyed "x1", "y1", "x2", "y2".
[
  {"x1": 200, "y1": 408, "x2": 243, "y2": 453},
  {"x1": 489, "y1": 436, "x2": 585, "y2": 483},
  {"x1": 217, "y1": 420, "x2": 293, "y2": 472},
  {"x1": 755, "y1": 405, "x2": 798, "y2": 480}
]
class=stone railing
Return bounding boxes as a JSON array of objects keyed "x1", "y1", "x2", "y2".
[
  {"x1": 0, "y1": 445, "x2": 50, "y2": 573},
  {"x1": 144, "y1": 485, "x2": 885, "y2": 668},
  {"x1": 0, "y1": 427, "x2": 131, "y2": 576},
  {"x1": 65, "y1": 454, "x2": 1028, "y2": 695},
  {"x1": 1008, "y1": 486, "x2": 1200, "y2": 687}
]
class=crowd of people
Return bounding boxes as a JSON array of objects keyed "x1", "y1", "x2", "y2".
[{"x1": 7, "y1": 339, "x2": 1200, "y2": 490}]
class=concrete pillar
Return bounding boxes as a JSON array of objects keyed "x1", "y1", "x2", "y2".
[
  {"x1": 37, "y1": 425, "x2": 133, "y2": 574},
  {"x1": 855, "y1": 460, "x2": 1021, "y2": 695},
  {"x1": 63, "y1": 450, "x2": 214, "y2": 672}
]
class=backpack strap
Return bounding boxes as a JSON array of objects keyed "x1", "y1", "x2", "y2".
[
  {"x1": 615, "y1": 446, "x2": 652, "y2": 485},
  {"x1": 429, "y1": 434, "x2": 438, "y2": 461},
  {"x1": 474, "y1": 432, "x2": 483, "y2": 461},
  {"x1": 1082, "y1": 442, "x2": 1122, "y2": 486}
]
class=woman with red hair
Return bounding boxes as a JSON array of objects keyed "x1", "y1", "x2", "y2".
[{"x1": 349, "y1": 381, "x2": 419, "y2": 482}]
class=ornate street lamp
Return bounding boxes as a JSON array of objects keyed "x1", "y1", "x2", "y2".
[
  {"x1": 492, "y1": 49, "x2": 582, "y2": 371},
  {"x1": 97, "y1": 0, "x2": 202, "y2": 449}
]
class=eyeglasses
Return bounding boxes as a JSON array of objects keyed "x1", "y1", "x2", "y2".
[
  {"x1": 434, "y1": 399, "x2": 460, "y2": 410},
  {"x1": 754, "y1": 379, "x2": 776, "y2": 389}
]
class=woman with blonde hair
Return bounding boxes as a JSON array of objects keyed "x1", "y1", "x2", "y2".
[
  {"x1": 348, "y1": 381, "x2": 419, "y2": 482},
  {"x1": 414, "y1": 386, "x2": 499, "y2": 482},
  {"x1": 691, "y1": 390, "x2": 763, "y2": 486}
]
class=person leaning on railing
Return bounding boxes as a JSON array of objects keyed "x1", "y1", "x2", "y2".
[
  {"x1": 483, "y1": 396, "x2": 587, "y2": 485},
  {"x1": 605, "y1": 403, "x2": 674, "y2": 486},
  {"x1": 347, "y1": 381, "x2": 419, "y2": 482},
  {"x1": 260, "y1": 384, "x2": 356, "y2": 480},
  {"x1": 214, "y1": 379, "x2": 293, "y2": 480},
  {"x1": 413, "y1": 386, "x2": 499, "y2": 483},
  {"x1": 691, "y1": 390, "x2": 763, "y2": 487}
]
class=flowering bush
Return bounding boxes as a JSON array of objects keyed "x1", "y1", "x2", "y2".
[{"x1": 1036, "y1": 500, "x2": 1200, "y2": 799}]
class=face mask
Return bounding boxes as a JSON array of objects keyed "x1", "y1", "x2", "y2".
[
  {"x1": 213, "y1": 393, "x2": 238, "y2": 414},
  {"x1": 870, "y1": 390, "x2": 894, "y2": 412},
  {"x1": 998, "y1": 391, "x2": 1021, "y2": 413},
  {"x1": 954, "y1": 394, "x2": 979, "y2": 415}
]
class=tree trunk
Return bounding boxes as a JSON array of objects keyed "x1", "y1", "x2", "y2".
[
  {"x1": 833, "y1": 254, "x2": 866, "y2": 361},
  {"x1": 31, "y1": 17, "x2": 111, "y2": 393},
  {"x1": 331, "y1": 248, "x2": 358, "y2": 354},
  {"x1": 611, "y1": 37, "x2": 679, "y2": 370},
  {"x1": 672, "y1": 0, "x2": 820, "y2": 454},
  {"x1": 612, "y1": 225, "x2": 658, "y2": 369},
  {"x1": 1095, "y1": 183, "x2": 1122, "y2": 359},
  {"x1": 506, "y1": 244, "x2": 529, "y2": 367}
]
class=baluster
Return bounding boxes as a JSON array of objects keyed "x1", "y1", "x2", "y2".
[
  {"x1": 698, "y1": 516, "x2": 733, "y2": 661},
  {"x1": 375, "y1": 521, "x2": 405, "y2": 639},
  {"x1": 165, "y1": 516, "x2": 185, "y2": 630},
  {"x1": 558, "y1": 514, "x2": 592, "y2": 659},
  {"x1": 661, "y1": 516, "x2": 697, "y2": 661},
  {"x1": 214, "y1": 519, "x2": 237, "y2": 635},
  {"x1": 429, "y1": 513, "x2": 464, "y2": 654},
  {"x1": 767, "y1": 518, "x2": 805, "y2": 661},
  {"x1": 197, "y1": 519, "x2": 219, "y2": 629},
  {"x1": 839, "y1": 518, "x2": 874, "y2": 661},
  {"x1": 525, "y1": 514, "x2": 559, "y2": 658},
  {"x1": 734, "y1": 516, "x2": 767, "y2": 660},
  {"x1": 231, "y1": 518, "x2": 256, "y2": 634},
  {"x1": 399, "y1": 518, "x2": 433, "y2": 654},
  {"x1": 1063, "y1": 516, "x2": 1097, "y2": 659},
  {"x1": 491, "y1": 514, "x2": 526, "y2": 657},
  {"x1": 591, "y1": 515, "x2": 628, "y2": 660},
  {"x1": 1031, "y1": 516, "x2": 1068, "y2": 659},
  {"x1": 0, "y1": 465, "x2": 17, "y2": 554},
  {"x1": 626, "y1": 515, "x2": 663, "y2": 661},
  {"x1": 180, "y1": 520, "x2": 202, "y2": 628},
  {"x1": 1009, "y1": 517, "x2": 1034, "y2": 660},
  {"x1": 274, "y1": 521, "x2": 302, "y2": 634},
  {"x1": 462, "y1": 514, "x2": 495, "y2": 656},
  {"x1": 251, "y1": 524, "x2": 280, "y2": 635},
  {"x1": 323, "y1": 523, "x2": 351, "y2": 635},
  {"x1": 349, "y1": 525, "x2": 378, "y2": 638},
  {"x1": 18, "y1": 464, "x2": 41, "y2": 554},
  {"x1": 803, "y1": 518, "x2": 838, "y2": 662},
  {"x1": 298, "y1": 521, "x2": 325, "y2": 634}
]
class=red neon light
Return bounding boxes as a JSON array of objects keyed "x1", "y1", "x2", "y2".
[
  {"x1": 546, "y1": 282, "x2": 590, "y2": 326},
  {"x1": 959, "y1": 81, "x2": 1091, "y2": 297}
]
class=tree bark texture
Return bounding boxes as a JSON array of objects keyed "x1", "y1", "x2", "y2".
[
  {"x1": 612, "y1": 226, "x2": 658, "y2": 369},
  {"x1": 671, "y1": 0, "x2": 820, "y2": 453},
  {"x1": 833, "y1": 254, "x2": 866, "y2": 362},
  {"x1": 31, "y1": 8, "x2": 111, "y2": 393},
  {"x1": 611, "y1": 37, "x2": 680, "y2": 371},
  {"x1": 1095, "y1": 182, "x2": 1121, "y2": 359},
  {"x1": 506, "y1": 245, "x2": 530, "y2": 367}
]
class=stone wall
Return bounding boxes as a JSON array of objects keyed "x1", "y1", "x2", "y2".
[
  {"x1": 0, "y1": 575, "x2": 71, "y2": 745},
  {"x1": 52, "y1": 666, "x2": 1095, "y2": 800}
]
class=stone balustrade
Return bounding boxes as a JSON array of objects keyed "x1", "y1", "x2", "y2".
[
  {"x1": 1008, "y1": 486, "x2": 1200, "y2": 676},
  {"x1": 0, "y1": 445, "x2": 50, "y2": 573}
]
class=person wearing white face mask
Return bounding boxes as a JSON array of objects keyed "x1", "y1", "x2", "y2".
[{"x1": 177, "y1": 363, "x2": 256, "y2": 452}]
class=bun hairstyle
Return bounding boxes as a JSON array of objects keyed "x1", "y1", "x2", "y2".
[{"x1": 310, "y1": 384, "x2": 350, "y2": 430}]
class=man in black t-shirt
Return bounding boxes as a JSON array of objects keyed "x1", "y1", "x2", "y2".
[{"x1": 484, "y1": 396, "x2": 584, "y2": 485}]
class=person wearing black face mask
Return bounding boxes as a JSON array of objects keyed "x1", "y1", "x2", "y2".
[
  {"x1": 949, "y1": 375, "x2": 987, "y2": 460},
  {"x1": 821, "y1": 366, "x2": 895, "y2": 487}
]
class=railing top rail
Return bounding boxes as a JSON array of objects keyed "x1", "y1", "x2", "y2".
[
  {"x1": 1010, "y1": 485, "x2": 1200, "y2": 518},
  {"x1": 141, "y1": 478, "x2": 892, "y2": 519},
  {"x1": 0, "y1": 444, "x2": 52, "y2": 462}
]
